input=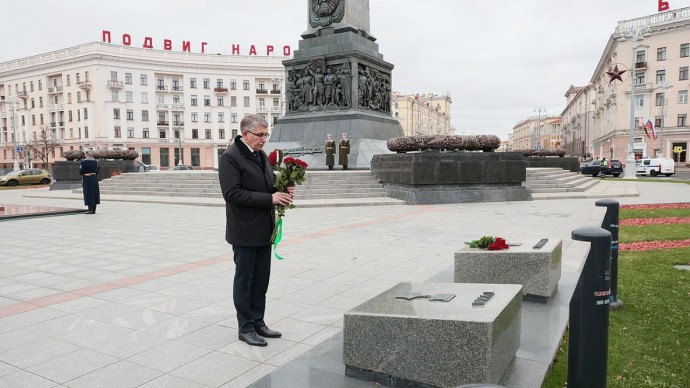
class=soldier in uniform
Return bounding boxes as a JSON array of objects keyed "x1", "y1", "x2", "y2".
[
  {"x1": 325, "y1": 134, "x2": 336, "y2": 170},
  {"x1": 339, "y1": 132, "x2": 350, "y2": 170},
  {"x1": 79, "y1": 150, "x2": 100, "y2": 214}
]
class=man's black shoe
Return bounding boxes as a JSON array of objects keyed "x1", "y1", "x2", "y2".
[
  {"x1": 238, "y1": 331, "x2": 267, "y2": 346},
  {"x1": 256, "y1": 326, "x2": 282, "y2": 338}
]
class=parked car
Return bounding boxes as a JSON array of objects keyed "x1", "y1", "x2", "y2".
[
  {"x1": 0, "y1": 169, "x2": 52, "y2": 186},
  {"x1": 169, "y1": 165, "x2": 194, "y2": 171},
  {"x1": 636, "y1": 157, "x2": 675, "y2": 176},
  {"x1": 579, "y1": 159, "x2": 623, "y2": 177}
]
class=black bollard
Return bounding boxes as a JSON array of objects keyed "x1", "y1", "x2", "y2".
[
  {"x1": 568, "y1": 227, "x2": 611, "y2": 388},
  {"x1": 595, "y1": 199, "x2": 624, "y2": 309}
]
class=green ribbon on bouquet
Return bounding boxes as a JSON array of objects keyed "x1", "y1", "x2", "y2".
[{"x1": 272, "y1": 216, "x2": 284, "y2": 260}]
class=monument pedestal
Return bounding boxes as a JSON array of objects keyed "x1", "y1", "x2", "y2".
[{"x1": 343, "y1": 282, "x2": 522, "y2": 387}]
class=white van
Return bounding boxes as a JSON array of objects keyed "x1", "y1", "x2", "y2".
[{"x1": 636, "y1": 158, "x2": 675, "y2": 176}]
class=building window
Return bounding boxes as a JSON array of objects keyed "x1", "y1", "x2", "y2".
[
  {"x1": 141, "y1": 147, "x2": 151, "y2": 164},
  {"x1": 273, "y1": 83, "x2": 280, "y2": 92},
  {"x1": 191, "y1": 148, "x2": 200, "y2": 166},
  {"x1": 203, "y1": 128, "x2": 211, "y2": 139},
  {"x1": 191, "y1": 95, "x2": 198, "y2": 106},
  {"x1": 231, "y1": 113, "x2": 238, "y2": 123},
  {"x1": 230, "y1": 96, "x2": 237, "y2": 107},
  {"x1": 127, "y1": 128, "x2": 134, "y2": 138},
  {"x1": 655, "y1": 93, "x2": 664, "y2": 106},
  {"x1": 230, "y1": 80, "x2": 237, "y2": 90},
  {"x1": 273, "y1": 98, "x2": 279, "y2": 108},
  {"x1": 657, "y1": 46, "x2": 666, "y2": 60},
  {"x1": 218, "y1": 128, "x2": 225, "y2": 139},
  {"x1": 217, "y1": 97, "x2": 224, "y2": 106},
  {"x1": 204, "y1": 96, "x2": 211, "y2": 106},
  {"x1": 655, "y1": 116, "x2": 663, "y2": 127},
  {"x1": 190, "y1": 78, "x2": 197, "y2": 89},
  {"x1": 191, "y1": 112, "x2": 198, "y2": 123},
  {"x1": 30, "y1": 81, "x2": 34, "y2": 92},
  {"x1": 203, "y1": 78, "x2": 210, "y2": 89},
  {"x1": 217, "y1": 79, "x2": 224, "y2": 88},
  {"x1": 112, "y1": 90, "x2": 119, "y2": 101},
  {"x1": 143, "y1": 128, "x2": 149, "y2": 138},
  {"x1": 681, "y1": 43, "x2": 689, "y2": 58},
  {"x1": 159, "y1": 129, "x2": 167, "y2": 139},
  {"x1": 39, "y1": 114, "x2": 44, "y2": 125},
  {"x1": 84, "y1": 127, "x2": 88, "y2": 138},
  {"x1": 142, "y1": 110, "x2": 149, "y2": 121},
  {"x1": 141, "y1": 92, "x2": 148, "y2": 104},
  {"x1": 204, "y1": 113, "x2": 211, "y2": 123},
  {"x1": 680, "y1": 90, "x2": 688, "y2": 104},
  {"x1": 140, "y1": 74, "x2": 148, "y2": 86},
  {"x1": 680, "y1": 66, "x2": 689, "y2": 81},
  {"x1": 127, "y1": 109, "x2": 134, "y2": 120},
  {"x1": 39, "y1": 97, "x2": 43, "y2": 107},
  {"x1": 635, "y1": 95, "x2": 645, "y2": 108},
  {"x1": 192, "y1": 129, "x2": 199, "y2": 139},
  {"x1": 66, "y1": 75, "x2": 71, "y2": 86},
  {"x1": 258, "y1": 81, "x2": 265, "y2": 91},
  {"x1": 38, "y1": 80, "x2": 42, "y2": 90},
  {"x1": 244, "y1": 96, "x2": 250, "y2": 107},
  {"x1": 114, "y1": 126, "x2": 121, "y2": 138},
  {"x1": 69, "y1": 111, "x2": 73, "y2": 122},
  {"x1": 232, "y1": 129, "x2": 238, "y2": 138},
  {"x1": 679, "y1": 114, "x2": 688, "y2": 127},
  {"x1": 160, "y1": 148, "x2": 169, "y2": 167},
  {"x1": 125, "y1": 73, "x2": 132, "y2": 84},
  {"x1": 218, "y1": 112, "x2": 224, "y2": 123},
  {"x1": 110, "y1": 71, "x2": 118, "y2": 81},
  {"x1": 31, "y1": 98, "x2": 35, "y2": 109},
  {"x1": 243, "y1": 80, "x2": 250, "y2": 90},
  {"x1": 258, "y1": 98, "x2": 265, "y2": 109},
  {"x1": 157, "y1": 78, "x2": 165, "y2": 91},
  {"x1": 172, "y1": 79, "x2": 181, "y2": 91},
  {"x1": 113, "y1": 108, "x2": 120, "y2": 120},
  {"x1": 656, "y1": 70, "x2": 665, "y2": 83},
  {"x1": 126, "y1": 91, "x2": 133, "y2": 103}
]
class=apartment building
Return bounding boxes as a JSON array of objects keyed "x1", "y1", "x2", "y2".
[
  {"x1": 392, "y1": 92, "x2": 453, "y2": 136},
  {"x1": 0, "y1": 42, "x2": 286, "y2": 170},
  {"x1": 562, "y1": 7, "x2": 690, "y2": 164}
]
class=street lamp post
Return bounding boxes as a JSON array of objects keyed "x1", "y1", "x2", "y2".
[
  {"x1": 534, "y1": 107, "x2": 546, "y2": 149},
  {"x1": 620, "y1": 27, "x2": 650, "y2": 179},
  {"x1": 8, "y1": 96, "x2": 20, "y2": 172},
  {"x1": 177, "y1": 130, "x2": 183, "y2": 166},
  {"x1": 656, "y1": 80, "x2": 673, "y2": 157}
]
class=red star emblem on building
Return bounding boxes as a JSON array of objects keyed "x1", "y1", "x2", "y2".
[{"x1": 606, "y1": 65, "x2": 626, "y2": 83}]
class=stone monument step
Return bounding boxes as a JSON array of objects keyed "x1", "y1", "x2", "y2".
[
  {"x1": 529, "y1": 179, "x2": 600, "y2": 193},
  {"x1": 525, "y1": 174, "x2": 592, "y2": 186}
]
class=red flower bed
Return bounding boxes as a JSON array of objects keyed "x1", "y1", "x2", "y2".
[
  {"x1": 621, "y1": 203, "x2": 690, "y2": 210},
  {"x1": 620, "y1": 217, "x2": 690, "y2": 226},
  {"x1": 620, "y1": 239, "x2": 690, "y2": 251}
]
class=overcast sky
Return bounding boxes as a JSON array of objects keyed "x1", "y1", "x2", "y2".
[{"x1": 1, "y1": 0, "x2": 687, "y2": 140}]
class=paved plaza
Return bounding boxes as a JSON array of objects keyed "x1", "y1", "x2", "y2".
[{"x1": 1, "y1": 180, "x2": 689, "y2": 387}]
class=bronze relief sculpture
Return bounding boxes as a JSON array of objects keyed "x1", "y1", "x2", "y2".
[{"x1": 310, "y1": 0, "x2": 345, "y2": 27}]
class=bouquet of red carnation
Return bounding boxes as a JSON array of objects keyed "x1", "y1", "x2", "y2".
[
  {"x1": 268, "y1": 149, "x2": 308, "y2": 258},
  {"x1": 488, "y1": 237, "x2": 509, "y2": 251}
]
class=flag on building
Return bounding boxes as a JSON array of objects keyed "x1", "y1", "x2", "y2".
[{"x1": 644, "y1": 118, "x2": 657, "y2": 140}]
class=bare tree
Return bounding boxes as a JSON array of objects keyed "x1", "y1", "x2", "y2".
[{"x1": 26, "y1": 126, "x2": 58, "y2": 168}]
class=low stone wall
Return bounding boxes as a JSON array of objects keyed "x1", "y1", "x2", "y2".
[
  {"x1": 51, "y1": 160, "x2": 138, "y2": 190},
  {"x1": 524, "y1": 156, "x2": 579, "y2": 172},
  {"x1": 370, "y1": 151, "x2": 532, "y2": 204}
]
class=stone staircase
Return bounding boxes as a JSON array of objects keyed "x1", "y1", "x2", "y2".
[
  {"x1": 523, "y1": 167, "x2": 600, "y2": 193},
  {"x1": 87, "y1": 170, "x2": 391, "y2": 201}
]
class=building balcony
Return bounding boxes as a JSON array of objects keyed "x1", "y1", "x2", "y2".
[
  {"x1": 107, "y1": 80, "x2": 124, "y2": 89},
  {"x1": 48, "y1": 86, "x2": 63, "y2": 94},
  {"x1": 17, "y1": 91, "x2": 28, "y2": 99},
  {"x1": 635, "y1": 62, "x2": 648, "y2": 69},
  {"x1": 171, "y1": 103, "x2": 185, "y2": 110},
  {"x1": 270, "y1": 90, "x2": 282, "y2": 94},
  {"x1": 256, "y1": 89, "x2": 268, "y2": 94},
  {"x1": 172, "y1": 122, "x2": 184, "y2": 127},
  {"x1": 78, "y1": 81, "x2": 92, "y2": 90},
  {"x1": 214, "y1": 87, "x2": 229, "y2": 95},
  {"x1": 156, "y1": 85, "x2": 169, "y2": 92},
  {"x1": 171, "y1": 86, "x2": 184, "y2": 92},
  {"x1": 50, "y1": 122, "x2": 57, "y2": 128},
  {"x1": 157, "y1": 121, "x2": 169, "y2": 126},
  {"x1": 157, "y1": 138, "x2": 174, "y2": 144},
  {"x1": 157, "y1": 103, "x2": 169, "y2": 110},
  {"x1": 48, "y1": 104, "x2": 64, "y2": 112},
  {"x1": 257, "y1": 106, "x2": 282, "y2": 113}
]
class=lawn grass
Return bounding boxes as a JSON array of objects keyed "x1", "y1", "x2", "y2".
[
  {"x1": 619, "y1": 224, "x2": 690, "y2": 243},
  {"x1": 542, "y1": 209, "x2": 690, "y2": 388},
  {"x1": 619, "y1": 208, "x2": 690, "y2": 219}
]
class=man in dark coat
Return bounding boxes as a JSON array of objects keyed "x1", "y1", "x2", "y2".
[
  {"x1": 79, "y1": 150, "x2": 100, "y2": 214},
  {"x1": 325, "y1": 134, "x2": 336, "y2": 170},
  {"x1": 339, "y1": 132, "x2": 350, "y2": 170},
  {"x1": 218, "y1": 114, "x2": 294, "y2": 347}
]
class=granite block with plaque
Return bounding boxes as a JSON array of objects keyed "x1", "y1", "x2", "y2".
[
  {"x1": 343, "y1": 282, "x2": 522, "y2": 387},
  {"x1": 455, "y1": 238, "x2": 562, "y2": 303}
]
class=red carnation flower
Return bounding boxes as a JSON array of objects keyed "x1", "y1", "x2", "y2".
[
  {"x1": 294, "y1": 159, "x2": 309, "y2": 168},
  {"x1": 283, "y1": 156, "x2": 295, "y2": 164},
  {"x1": 268, "y1": 149, "x2": 280, "y2": 167}
]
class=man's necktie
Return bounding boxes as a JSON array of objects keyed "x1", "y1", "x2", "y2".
[{"x1": 253, "y1": 151, "x2": 260, "y2": 161}]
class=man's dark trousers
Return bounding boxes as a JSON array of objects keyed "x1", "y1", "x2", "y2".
[{"x1": 233, "y1": 245, "x2": 271, "y2": 333}]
